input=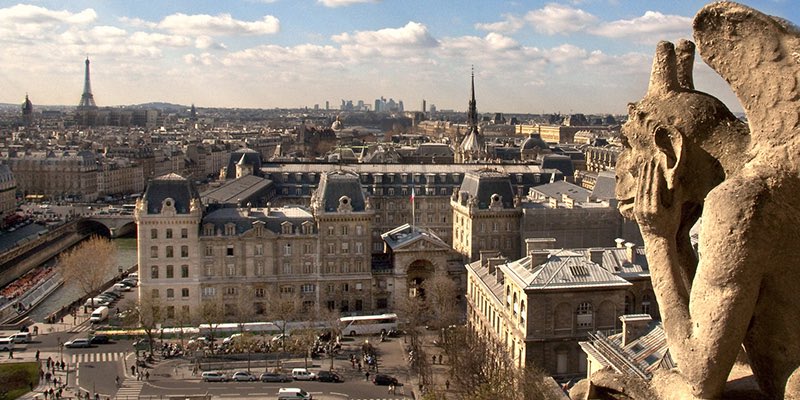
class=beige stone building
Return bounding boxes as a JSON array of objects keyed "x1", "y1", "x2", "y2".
[
  {"x1": 98, "y1": 159, "x2": 145, "y2": 197},
  {"x1": 5, "y1": 149, "x2": 99, "y2": 201},
  {"x1": 465, "y1": 238, "x2": 655, "y2": 380},
  {"x1": 0, "y1": 165, "x2": 17, "y2": 223}
]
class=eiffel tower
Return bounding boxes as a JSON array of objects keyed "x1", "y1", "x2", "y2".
[{"x1": 78, "y1": 57, "x2": 97, "y2": 109}]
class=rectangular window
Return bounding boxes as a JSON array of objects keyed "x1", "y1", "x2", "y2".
[
  {"x1": 355, "y1": 283, "x2": 363, "y2": 291},
  {"x1": 255, "y1": 261, "x2": 264, "y2": 276},
  {"x1": 341, "y1": 226, "x2": 348, "y2": 235},
  {"x1": 342, "y1": 283, "x2": 349, "y2": 292},
  {"x1": 150, "y1": 266, "x2": 159, "y2": 279},
  {"x1": 202, "y1": 287, "x2": 215, "y2": 297},
  {"x1": 355, "y1": 242, "x2": 363, "y2": 254},
  {"x1": 225, "y1": 287, "x2": 236, "y2": 296},
  {"x1": 301, "y1": 284, "x2": 315, "y2": 293},
  {"x1": 255, "y1": 244, "x2": 263, "y2": 256},
  {"x1": 166, "y1": 265, "x2": 174, "y2": 279},
  {"x1": 355, "y1": 299, "x2": 363, "y2": 311},
  {"x1": 376, "y1": 298, "x2": 388, "y2": 309},
  {"x1": 181, "y1": 265, "x2": 189, "y2": 278},
  {"x1": 181, "y1": 245, "x2": 188, "y2": 258},
  {"x1": 166, "y1": 306, "x2": 175, "y2": 319},
  {"x1": 303, "y1": 262, "x2": 313, "y2": 274},
  {"x1": 282, "y1": 262, "x2": 291, "y2": 275},
  {"x1": 326, "y1": 284, "x2": 334, "y2": 293},
  {"x1": 280, "y1": 286, "x2": 294, "y2": 294},
  {"x1": 181, "y1": 288, "x2": 189, "y2": 298},
  {"x1": 327, "y1": 243, "x2": 335, "y2": 255},
  {"x1": 181, "y1": 305, "x2": 190, "y2": 316},
  {"x1": 150, "y1": 246, "x2": 158, "y2": 258},
  {"x1": 303, "y1": 243, "x2": 312, "y2": 254},
  {"x1": 166, "y1": 246, "x2": 174, "y2": 258},
  {"x1": 166, "y1": 229, "x2": 173, "y2": 239},
  {"x1": 341, "y1": 242, "x2": 349, "y2": 254},
  {"x1": 150, "y1": 229, "x2": 158, "y2": 239},
  {"x1": 283, "y1": 243, "x2": 292, "y2": 256},
  {"x1": 166, "y1": 288, "x2": 174, "y2": 298},
  {"x1": 326, "y1": 300, "x2": 335, "y2": 311},
  {"x1": 181, "y1": 228, "x2": 188, "y2": 239},
  {"x1": 355, "y1": 225, "x2": 363, "y2": 235},
  {"x1": 226, "y1": 245, "x2": 234, "y2": 257},
  {"x1": 151, "y1": 289, "x2": 159, "y2": 298},
  {"x1": 204, "y1": 265, "x2": 213, "y2": 277},
  {"x1": 254, "y1": 302, "x2": 265, "y2": 315},
  {"x1": 255, "y1": 288, "x2": 265, "y2": 298},
  {"x1": 205, "y1": 246, "x2": 213, "y2": 257},
  {"x1": 227, "y1": 264, "x2": 235, "y2": 276}
]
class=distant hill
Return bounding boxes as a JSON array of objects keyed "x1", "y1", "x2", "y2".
[{"x1": 125, "y1": 102, "x2": 188, "y2": 112}]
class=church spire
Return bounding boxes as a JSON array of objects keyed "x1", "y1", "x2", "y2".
[
  {"x1": 467, "y1": 65, "x2": 478, "y2": 127},
  {"x1": 78, "y1": 57, "x2": 97, "y2": 109}
]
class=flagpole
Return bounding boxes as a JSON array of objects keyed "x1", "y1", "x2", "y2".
[{"x1": 411, "y1": 187, "x2": 415, "y2": 229}]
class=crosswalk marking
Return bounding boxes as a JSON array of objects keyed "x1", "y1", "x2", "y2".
[
  {"x1": 115, "y1": 378, "x2": 144, "y2": 399},
  {"x1": 70, "y1": 351, "x2": 126, "y2": 364},
  {"x1": 68, "y1": 324, "x2": 91, "y2": 333}
]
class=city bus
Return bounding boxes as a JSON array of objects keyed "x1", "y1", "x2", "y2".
[{"x1": 340, "y1": 313, "x2": 398, "y2": 336}]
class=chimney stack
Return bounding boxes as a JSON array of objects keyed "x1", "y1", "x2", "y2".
[
  {"x1": 625, "y1": 242, "x2": 637, "y2": 263},
  {"x1": 530, "y1": 250, "x2": 550, "y2": 267},
  {"x1": 525, "y1": 238, "x2": 556, "y2": 255},
  {"x1": 620, "y1": 314, "x2": 652, "y2": 346},
  {"x1": 487, "y1": 256, "x2": 506, "y2": 276},
  {"x1": 615, "y1": 238, "x2": 626, "y2": 248},
  {"x1": 588, "y1": 248, "x2": 604, "y2": 265}
]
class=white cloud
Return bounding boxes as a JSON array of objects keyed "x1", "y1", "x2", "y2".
[
  {"x1": 0, "y1": 4, "x2": 96, "y2": 25},
  {"x1": 332, "y1": 22, "x2": 438, "y2": 48},
  {"x1": 118, "y1": 16, "x2": 157, "y2": 29},
  {"x1": 158, "y1": 13, "x2": 280, "y2": 36},
  {"x1": 194, "y1": 36, "x2": 227, "y2": 50},
  {"x1": 590, "y1": 11, "x2": 691, "y2": 42},
  {"x1": 475, "y1": 14, "x2": 525, "y2": 34},
  {"x1": 524, "y1": 3, "x2": 597, "y2": 35},
  {"x1": 318, "y1": 0, "x2": 380, "y2": 8}
]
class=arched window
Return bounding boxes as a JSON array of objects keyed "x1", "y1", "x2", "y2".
[
  {"x1": 512, "y1": 292, "x2": 518, "y2": 316},
  {"x1": 519, "y1": 300, "x2": 526, "y2": 325},
  {"x1": 576, "y1": 302, "x2": 593, "y2": 328},
  {"x1": 641, "y1": 293, "x2": 652, "y2": 315},
  {"x1": 506, "y1": 286, "x2": 511, "y2": 308}
]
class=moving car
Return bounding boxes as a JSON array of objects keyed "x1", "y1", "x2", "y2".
[
  {"x1": 277, "y1": 388, "x2": 312, "y2": 400},
  {"x1": 372, "y1": 374, "x2": 399, "y2": 386},
  {"x1": 291, "y1": 368, "x2": 316, "y2": 381},
  {"x1": 90, "y1": 334, "x2": 110, "y2": 344},
  {"x1": 231, "y1": 371, "x2": 257, "y2": 382},
  {"x1": 259, "y1": 372, "x2": 293, "y2": 383},
  {"x1": 201, "y1": 371, "x2": 227, "y2": 382},
  {"x1": 317, "y1": 371, "x2": 343, "y2": 383},
  {"x1": 64, "y1": 338, "x2": 91, "y2": 348}
]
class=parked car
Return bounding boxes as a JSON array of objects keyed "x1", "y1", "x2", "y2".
[
  {"x1": 113, "y1": 283, "x2": 132, "y2": 291},
  {"x1": 201, "y1": 371, "x2": 227, "y2": 382},
  {"x1": 372, "y1": 374, "x2": 399, "y2": 386},
  {"x1": 64, "y1": 338, "x2": 91, "y2": 348},
  {"x1": 291, "y1": 368, "x2": 316, "y2": 381},
  {"x1": 277, "y1": 388, "x2": 312, "y2": 400},
  {"x1": 231, "y1": 371, "x2": 257, "y2": 382},
  {"x1": 317, "y1": 371, "x2": 342, "y2": 383},
  {"x1": 90, "y1": 334, "x2": 110, "y2": 344},
  {"x1": 259, "y1": 372, "x2": 293, "y2": 383},
  {"x1": 272, "y1": 333, "x2": 290, "y2": 343}
]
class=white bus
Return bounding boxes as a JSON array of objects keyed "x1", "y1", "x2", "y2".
[{"x1": 340, "y1": 313, "x2": 398, "y2": 336}]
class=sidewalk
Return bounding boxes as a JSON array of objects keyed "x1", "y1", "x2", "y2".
[{"x1": 30, "y1": 312, "x2": 91, "y2": 336}]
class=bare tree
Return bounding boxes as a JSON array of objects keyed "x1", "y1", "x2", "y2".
[
  {"x1": 265, "y1": 291, "x2": 302, "y2": 350},
  {"x1": 421, "y1": 272, "x2": 461, "y2": 330},
  {"x1": 317, "y1": 306, "x2": 343, "y2": 371},
  {"x1": 59, "y1": 235, "x2": 117, "y2": 308},
  {"x1": 442, "y1": 326, "x2": 556, "y2": 400},
  {"x1": 121, "y1": 291, "x2": 163, "y2": 357},
  {"x1": 196, "y1": 301, "x2": 225, "y2": 354},
  {"x1": 231, "y1": 287, "x2": 257, "y2": 371},
  {"x1": 395, "y1": 294, "x2": 433, "y2": 387}
]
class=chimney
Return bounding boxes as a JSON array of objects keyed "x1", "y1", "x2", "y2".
[
  {"x1": 615, "y1": 238, "x2": 626, "y2": 248},
  {"x1": 480, "y1": 250, "x2": 501, "y2": 268},
  {"x1": 487, "y1": 256, "x2": 506, "y2": 276},
  {"x1": 588, "y1": 248, "x2": 604, "y2": 265},
  {"x1": 620, "y1": 314, "x2": 652, "y2": 347},
  {"x1": 530, "y1": 250, "x2": 550, "y2": 267},
  {"x1": 525, "y1": 238, "x2": 557, "y2": 255},
  {"x1": 625, "y1": 242, "x2": 637, "y2": 263}
]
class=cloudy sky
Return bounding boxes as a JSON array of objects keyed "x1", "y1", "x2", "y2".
[{"x1": 0, "y1": 0, "x2": 793, "y2": 114}]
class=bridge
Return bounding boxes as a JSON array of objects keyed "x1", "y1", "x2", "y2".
[{"x1": 78, "y1": 214, "x2": 136, "y2": 238}]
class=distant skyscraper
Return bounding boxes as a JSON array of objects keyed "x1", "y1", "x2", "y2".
[
  {"x1": 422, "y1": 99, "x2": 426, "y2": 113},
  {"x1": 190, "y1": 104, "x2": 197, "y2": 121},
  {"x1": 78, "y1": 58, "x2": 98, "y2": 110}
]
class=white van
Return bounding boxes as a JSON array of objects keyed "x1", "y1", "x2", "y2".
[
  {"x1": 10, "y1": 332, "x2": 31, "y2": 343},
  {"x1": 277, "y1": 388, "x2": 312, "y2": 399},
  {"x1": 290, "y1": 368, "x2": 316, "y2": 381},
  {"x1": 0, "y1": 337, "x2": 13, "y2": 351},
  {"x1": 90, "y1": 306, "x2": 109, "y2": 323}
]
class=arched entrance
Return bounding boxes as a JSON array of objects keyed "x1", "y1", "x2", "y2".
[{"x1": 407, "y1": 259, "x2": 435, "y2": 298}]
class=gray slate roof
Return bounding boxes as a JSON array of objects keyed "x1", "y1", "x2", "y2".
[
  {"x1": 314, "y1": 171, "x2": 367, "y2": 212},
  {"x1": 505, "y1": 249, "x2": 631, "y2": 290},
  {"x1": 202, "y1": 206, "x2": 314, "y2": 236},
  {"x1": 459, "y1": 169, "x2": 515, "y2": 209},
  {"x1": 201, "y1": 175, "x2": 272, "y2": 206},
  {"x1": 142, "y1": 173, "x2": 200, "y2": 214}
]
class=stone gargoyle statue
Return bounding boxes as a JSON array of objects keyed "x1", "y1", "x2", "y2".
[{"x1": 615, "y1": 2, "x2": 800, "y2": 399}]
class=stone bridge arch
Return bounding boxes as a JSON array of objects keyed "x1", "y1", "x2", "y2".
[{"x1": 78, "y1": 217, "x2": 137, "y2": 238}]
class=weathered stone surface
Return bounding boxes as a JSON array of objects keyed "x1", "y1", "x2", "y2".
[{"x1": 614, "y1": 2, "x2": 800, "y2": 399}]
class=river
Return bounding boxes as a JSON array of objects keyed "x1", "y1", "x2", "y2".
[{"x1": 28, "y1": 237, "x2": 138, "y2": 322}]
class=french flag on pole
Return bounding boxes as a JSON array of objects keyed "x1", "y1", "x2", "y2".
[{"x1": 411, "y1": 187, "x2": 415, "y2": 203}]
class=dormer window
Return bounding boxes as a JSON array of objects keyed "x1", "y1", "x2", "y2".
[
  {"x1": 224, "y1": 223, "x2": 236, "y2": 236},
  {"x1": 281, "y1": 222, "x2": 293, "y2": 234}
]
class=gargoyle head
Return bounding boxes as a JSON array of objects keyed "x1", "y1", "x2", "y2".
[{"x1": 616, "y1": 40, "x2": 728, "y2": 224}]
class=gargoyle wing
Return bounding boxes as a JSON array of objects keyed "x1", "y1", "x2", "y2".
[{"x1": 694, "y1": 1, "x2": 800, "y2": 147}]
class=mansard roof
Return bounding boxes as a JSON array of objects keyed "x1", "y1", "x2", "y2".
[
  {"x1": 142, "y1": 173, "x2": 200, "y2": 214},
  {"x1": 312, "y1": 170, "x2": 367, "y2": 213},
  {"x1": 201, "y1": 206, "x2": 314, "y2": 235},
  {"x1": 381, "y1": 223, "x2": 450, "y2": 251},
  {"x1": 458, "y1": 169, "x2": 516, "y2": 209},
  {"x1": 506, "y1": 249, "x2": 631, "y2": 290}
]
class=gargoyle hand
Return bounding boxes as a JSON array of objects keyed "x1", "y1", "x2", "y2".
[{"x1": 634, "y1": 154, "x2": 682, "y2": 239}]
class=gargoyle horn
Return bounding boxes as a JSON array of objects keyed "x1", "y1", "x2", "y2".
[
  {"x1": 675, "y1": 40, "x2": 695, "y2": 90},
  {"x1": 647, "y1": 41, "x2": 680, "y2": 97}
]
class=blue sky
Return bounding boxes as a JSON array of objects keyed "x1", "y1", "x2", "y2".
[{"x1": 0, "y1": 1, "x2": 794, "y2": 114}]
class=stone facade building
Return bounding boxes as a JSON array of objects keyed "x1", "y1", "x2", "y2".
[
  {"x1": 465, "y1": 238, "x2": 655, "y2": 380},
  {"x1": 5, "y1": 150, "x2": 99, "y2": 201}
]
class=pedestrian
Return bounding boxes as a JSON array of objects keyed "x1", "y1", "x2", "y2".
[
  {"x1": 39, "y1": 368, "x2": 44, "y2": 380},
  {"x1": 35, "y1": 350, "x2": 40, "y2": 361},
  {"x1": 365, "y1": 371, "x2": 370, "y2": 381},
  {"x1": 388, "y1": 384, "x2": 394, "y2": 394},
  {"x1": 432, "y1": 354, "x2": 437, "y2": 364},
  {"x1": 131, "y1": 365, "x2": 136, "y2": 376},
  {"x1": 45, "y1": 372, "x2": 51, "y2": 384},
  {"x1": 145, "y1": 371, "x2": 150, "y2": 381},
  {"x1": 29, "y1": 381, "x2": 34, "y2": 391},
  {"x1": 8, "y1": 349, "x2": 13, "y2": 359},
  {"x1": 438, "y1": 354, "x2": 443, "y2": 364},
  {"x1": 60, "y1": 361, "x2": 64, "y2": 370},
  {"x1": 115, "y1": 375, "x2": 120, "y2": 387},
  {"x1": 94, "y1": 393, "x2": 99, "y2": 400},
  {"x1": 44, "y1": 389, "x2": 49, "y2": 400},
  {"x1": 446, "y1": 379, "x2": 450, "y2": 390}
]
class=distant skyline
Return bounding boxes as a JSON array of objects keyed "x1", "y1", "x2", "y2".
[{"x1": 0, "y1": 1, "x2": 793, "y2": 114}]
